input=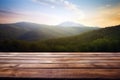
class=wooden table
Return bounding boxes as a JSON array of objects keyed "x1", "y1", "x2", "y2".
[{"x1": 0, "y1": 53, "x2": 120, "y2": 79}]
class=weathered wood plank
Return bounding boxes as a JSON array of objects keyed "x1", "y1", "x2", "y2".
[
  {"x1": 0, "y1": 69, "x2": 119, "y2": 78},
  {"x1": 0, "y1": 52, "x2": 119, "y2": 78},
  {"x1": 0, "y1": 52, "x2": 120, "y2": 54},
  {"x1": 0, "y1": 63, "x2": 119, "y2": 69},
  {"x1": 0, "y1": 56, "x2": 120, "y2": 60},
  {"x1": 0, "y1": 59, "x2": 120, "y2": 64},
  {"x1": 0, "y1": 55, "x2": 120, "y2": 57},
  {"x1": 0, "y1": 53, "x2": 119, "y2": 56}
]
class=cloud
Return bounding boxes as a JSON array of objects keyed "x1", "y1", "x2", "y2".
[
  {"x1": 51, "y1": 5, "x2": 55, "y2": 8},
  {"x1": 0, "y1": 9, "x2": 23, "y2": 16},
  {"x1": 0, "y1": 9, "x2": 62, "y2": 25},
  {"x1": 33, "y1": 0, "x2": 84, "y2": 19},
  {"x1": 77, "y1": 4, "x2": 120, "y2": 27},
  {"x1": 99, "y1": 4, "x2": 112, "y2": 10},
  {"x1": 33, "y1": 0, "x2": 61, "y2": 7},
  {"x1": 0, "y1": 9, "x2": 25, "y2": 23}
]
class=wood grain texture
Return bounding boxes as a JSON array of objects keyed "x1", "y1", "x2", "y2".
[{"x1": 0, "y1": 52, "x2": 120, "y2": 78}]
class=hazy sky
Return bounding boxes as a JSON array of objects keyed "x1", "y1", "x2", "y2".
[{"x1": 0, "y1": 0, "x2": 120, "y2": 27}]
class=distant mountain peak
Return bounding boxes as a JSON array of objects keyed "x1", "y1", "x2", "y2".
[
  {"x1": 14, "y1": 21, "x2": 35, "y2": 25},
  {"x1": 14, "y1": 21, "x2": 50, "y2": 26},
  {"x1": 58, "y1": 21, "x2": 84, "y2": 27}
]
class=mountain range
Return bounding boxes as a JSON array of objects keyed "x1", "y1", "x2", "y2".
[
  {"x1": 0, "y1": 23, "x2": 120, "y2": 52},
  {"x1": 0, "y1": 22, "x2": 98, "y2": 41}
]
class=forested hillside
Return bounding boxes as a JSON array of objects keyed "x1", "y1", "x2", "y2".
[{"x1": 0, "y1": 25, "x2": 120, "y2": 52}]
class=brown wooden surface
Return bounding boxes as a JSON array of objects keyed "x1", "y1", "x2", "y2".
[{"x1": 0, "y1": 52, "x2": 120, "y2": 78}]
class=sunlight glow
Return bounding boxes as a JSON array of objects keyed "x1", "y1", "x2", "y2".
[{"x1": 0, "y1": 0, "x2": 120, "y2": 27}]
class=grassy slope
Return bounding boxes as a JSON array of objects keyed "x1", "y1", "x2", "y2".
[{"x1": 35, "y1": 25, "x2": 120, "y2": 52}]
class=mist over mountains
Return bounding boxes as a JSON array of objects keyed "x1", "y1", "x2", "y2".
[
  {"x1": 0, "y1": 23, "x2": 120, "y2": 52},
  {"x1": 0, "y1": 22, "x2": 98, "y2": 41},
  {"x1": 58, "y1": 21, "x2": 85, "y2": 27}
]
